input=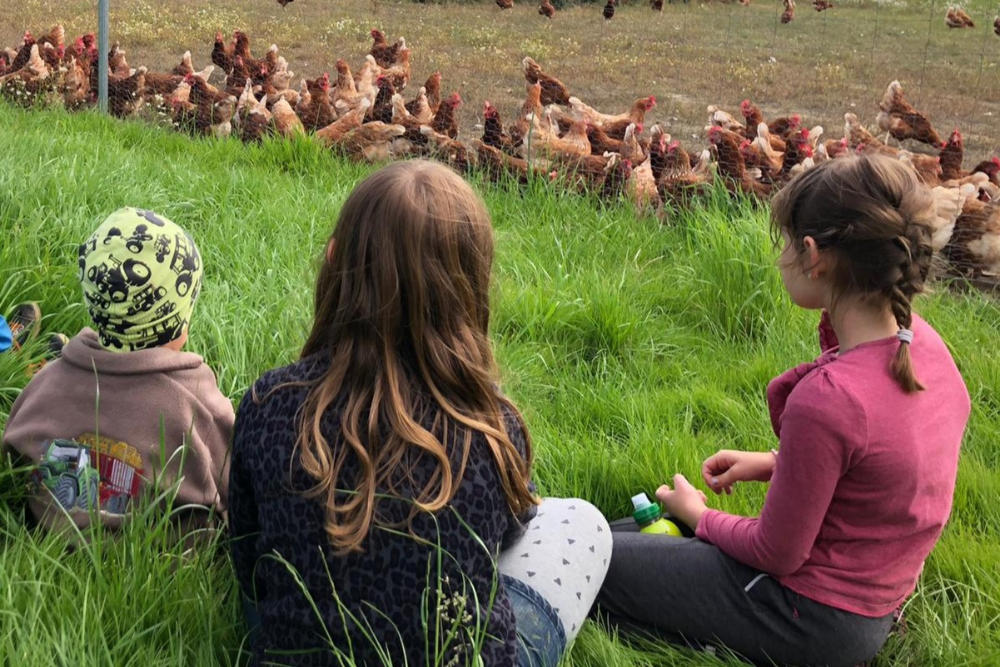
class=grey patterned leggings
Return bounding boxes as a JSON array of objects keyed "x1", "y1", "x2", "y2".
[{"x1": 498, "y1": 497, "x2": 613, "y2": 661}]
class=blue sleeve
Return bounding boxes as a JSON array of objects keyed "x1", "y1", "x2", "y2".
[{"x1": 0, "y1": 316, "x2": 12, "y2": 353}]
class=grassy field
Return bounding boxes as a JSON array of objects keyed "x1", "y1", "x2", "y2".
[
  {"x1": 2, "y1": 103, "x2": 1000, "y2": 666},
  {"x1": 2, "y1": 0, "x2": 999, "y2": 162}
]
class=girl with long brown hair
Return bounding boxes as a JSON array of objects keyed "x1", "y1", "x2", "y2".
[
  {"x1": 228, "y1": 160, "x2": 611, "y2": 667},
  {"x1": 597, "y1": 155, "x2": 970, "y2": 666}
]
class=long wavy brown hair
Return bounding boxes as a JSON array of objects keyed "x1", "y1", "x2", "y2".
[{"x1": 297, "y1": 160, "x2": 536, "y2": 554}]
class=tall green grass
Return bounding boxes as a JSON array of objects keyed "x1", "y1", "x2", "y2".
[{"x1": 1, "y1": 103, "x2": 998, "y2": 666}]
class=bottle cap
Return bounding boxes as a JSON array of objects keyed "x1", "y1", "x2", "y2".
[
  {"x1": 631, "y1": 492, "x2": 662, "y2": 526},
  {"x1": 631, "y1": 492, "x2": 651, "y2": 510}
]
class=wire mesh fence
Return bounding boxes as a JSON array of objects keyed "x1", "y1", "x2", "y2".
[
  {"x1": 1, "y1": 0, "x2": 998, "y2": 281},
  {"x1": 2, "y1": 0, "x2": 996, "y2": 155}
]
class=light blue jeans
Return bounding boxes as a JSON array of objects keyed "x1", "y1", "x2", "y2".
[
  {"x1": 0, "y1": 315, "x2": 12, "y2": 353},
  {"x1": 503, "y1": 574, "x2": 567, "y2": 667}
]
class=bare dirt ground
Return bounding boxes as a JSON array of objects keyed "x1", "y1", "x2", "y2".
[{"x1": 3, "y1": 0, "x2": 999, "y2": 161}]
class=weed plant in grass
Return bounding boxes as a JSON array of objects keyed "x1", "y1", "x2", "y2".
[{"x1": 1, "y1": 104, "x2": 999, "y2": 666}]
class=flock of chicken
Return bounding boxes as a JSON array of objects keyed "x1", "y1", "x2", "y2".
[
  {"x1": 526, "y1": 0, "x2": 826, "y2": 23},
  {"x1": 1, "y1": 24, "x2": 999, "y2": 280},
  {"x1": 525, "y1": 0, "x2": 999, "y2": 31}
]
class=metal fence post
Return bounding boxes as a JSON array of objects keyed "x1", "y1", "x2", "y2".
[{"x1": 98, "y1": 0, "x2": 109, "y2": 113}]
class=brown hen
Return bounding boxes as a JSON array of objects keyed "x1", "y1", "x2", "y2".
[
  {"x1": 877, "y1": 80, "x2": 942, "y2": 146},
  {"x1": 523, "y1": 57, "x2": 571, "y2": 106}
]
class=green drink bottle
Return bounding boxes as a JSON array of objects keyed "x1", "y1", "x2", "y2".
[{"x1": 631, "y1": 492, "x2": 683, "y2": 536}]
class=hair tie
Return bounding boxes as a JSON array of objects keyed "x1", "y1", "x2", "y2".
[{"x1": 897, "y1": 329, "x2": 914, "y2": 345}]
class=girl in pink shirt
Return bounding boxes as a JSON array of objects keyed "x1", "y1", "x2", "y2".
[{"x1": 597, "y1": 155, "x2": 970, "y2": 666}]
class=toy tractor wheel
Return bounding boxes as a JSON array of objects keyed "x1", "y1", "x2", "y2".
[
  {"x1": 52, "y1": 476, "x2": 78, "y2": 510},
  {"x1": 78, "y1": 476, "x2": 99, "y2": 511}
]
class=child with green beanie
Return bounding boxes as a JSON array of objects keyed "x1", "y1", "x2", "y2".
[{"x1": 2, "y1": 208, "x2": 234, "y2": 534}]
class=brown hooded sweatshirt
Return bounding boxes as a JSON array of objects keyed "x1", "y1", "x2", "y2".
[{"x1": 2, "y1": 328, "x2": 233, "y2": 533}]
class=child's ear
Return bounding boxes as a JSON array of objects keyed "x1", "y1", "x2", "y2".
[
  {"x1": 802, "y1": 236, "x2": 828, "y2": 278},
  {"x1": 325, "y1": 239, "x2": 336, "y2": 264}
]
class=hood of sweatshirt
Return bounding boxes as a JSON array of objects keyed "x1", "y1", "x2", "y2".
[{"x1": 62, "y1": 328, "x2": 207, "y2": 376}]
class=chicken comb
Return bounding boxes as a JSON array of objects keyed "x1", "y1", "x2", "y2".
[{"x1": 993, "y1": 157, "x2": 1000, "y2": 167}]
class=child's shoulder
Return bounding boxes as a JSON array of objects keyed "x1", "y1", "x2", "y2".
[
  {"x1": 239, "y1": 351, "x2": 330, "y2": 414},
  {"x1": 911, "y1": 313, "x2": 948, "y2": 350},
  {"x1": 780, "y1": 361, "x2": 870, "y2": 432},
  {"x1": 258, "y1": 350, "x2": 329, "y2": 388}
]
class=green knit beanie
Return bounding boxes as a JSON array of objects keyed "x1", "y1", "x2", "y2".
[{"x1": 78, "y1": 208, "x2": 203, "y2": 352}]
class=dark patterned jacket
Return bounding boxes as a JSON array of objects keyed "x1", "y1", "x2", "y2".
[{"x1": 229, "y1": 351, "x2": 536, "y2": 666}]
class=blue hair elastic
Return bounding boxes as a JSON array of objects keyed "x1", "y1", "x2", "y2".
[{"x1": 897, "y1": 329, "x2": 914, "y2": 345}]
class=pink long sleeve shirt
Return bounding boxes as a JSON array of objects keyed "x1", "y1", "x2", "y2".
[{"x1": 696, "y1": 314, "x2": 970, "y2": 617}]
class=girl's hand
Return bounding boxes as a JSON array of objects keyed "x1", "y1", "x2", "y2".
[
  {"x1": 656, "y1": 475, "x2": 708, "y2": 530},
  {"x1": 702, "y1": 450, "x2": 777, "y2": 495}
]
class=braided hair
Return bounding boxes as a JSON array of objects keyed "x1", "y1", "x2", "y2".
[{"x1": 771, "y1": 154, "x2": 935, "y2": 393}]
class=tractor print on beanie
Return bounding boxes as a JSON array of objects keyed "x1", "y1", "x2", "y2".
[{"x1": 79, "y1": 208, "x2": 203, "y2": 352}]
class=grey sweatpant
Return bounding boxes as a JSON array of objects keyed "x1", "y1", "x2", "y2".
[{"x1": 595, "y1": 519, "x2": 894, "y2": 667}]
